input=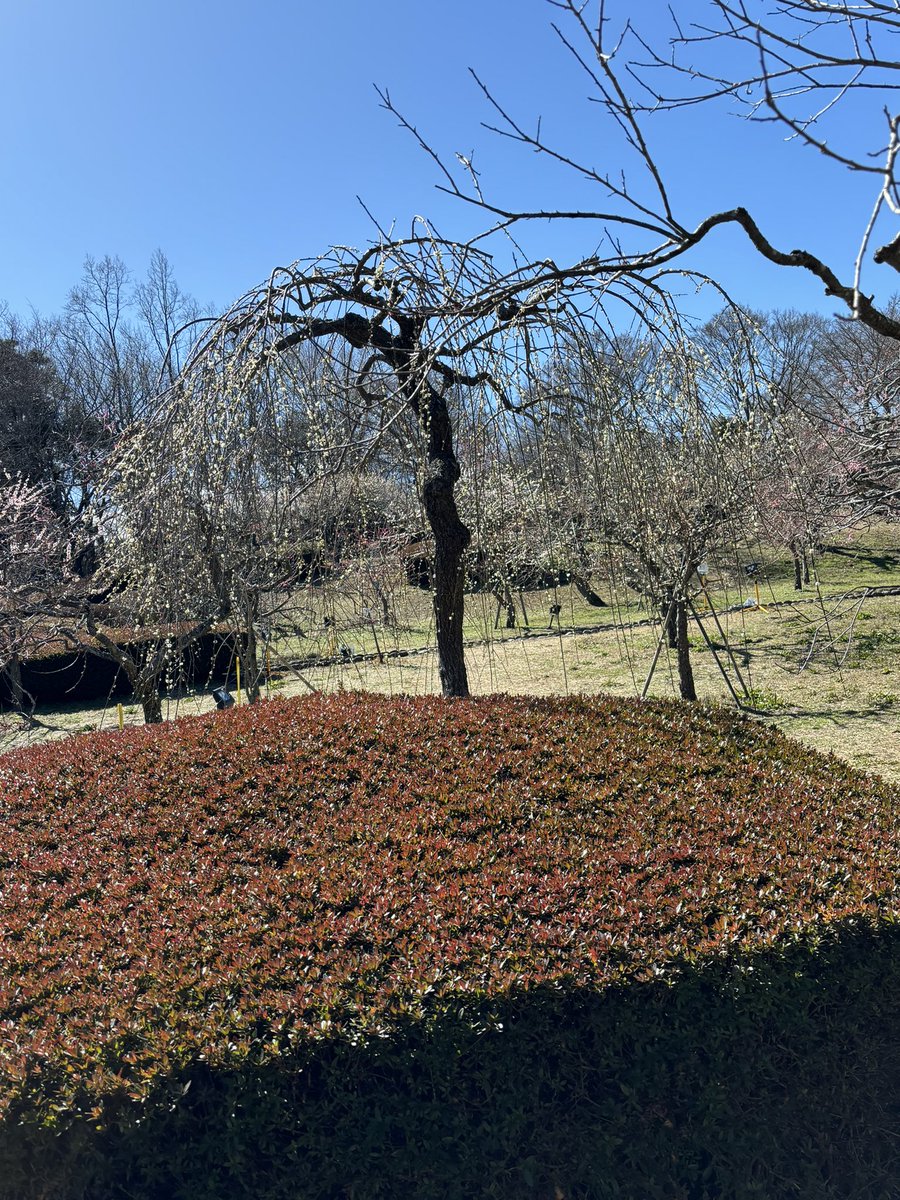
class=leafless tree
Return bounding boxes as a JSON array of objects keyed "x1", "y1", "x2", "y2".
[
  {"x1": 134, "y1": 248, "x2": 204, "y2": 386},
  {"x1": 528, "y1": 316, "x2": 756, "y2": 700},
  {"x1": 0, "y1": 476, "x2": 76, "y2": 713},
  {"x1": 3, "y1": 255, "x2": 206, "y2": 575},
  {"x1": 818, "y1": 298, "x2": 900, "y2": 515},
  {"x1": 384, "y1": 0, "x2": 900, "y2": 341},
  {"x1": 110, "y1": 235, "x2": 607, "y2": 699}
]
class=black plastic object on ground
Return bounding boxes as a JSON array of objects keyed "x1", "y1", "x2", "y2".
[{"x1": 211, "y1": 687, "x2": 235, "y2": 710}]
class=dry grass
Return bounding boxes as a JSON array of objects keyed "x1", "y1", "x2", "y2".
[
  {"x1": 4, "y1": 530, "x2": 900, "y2": 780},
  {"x1": 288, "y1": 603, "x2": 900, "y2": 781}
]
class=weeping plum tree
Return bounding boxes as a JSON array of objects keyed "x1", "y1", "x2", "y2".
[
  {"x1": 107, "y1": 235, "x2": 598, "y2": 699},
  {"x1": 97, "y1": 215, "x2": 771, "y2": 709},
  {"x1": 61, "y1": 466, "x2": 222, "y2": 724},
  {"x1": 0, "y1": 475, "x2": 75, "y2": 714}
]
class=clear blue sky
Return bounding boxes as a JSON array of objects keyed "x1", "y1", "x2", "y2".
[{"x1": 1, "y1": 0, "x2": 895, "y2": 324}]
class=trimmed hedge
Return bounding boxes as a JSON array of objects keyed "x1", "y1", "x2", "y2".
[
  {"x1": 1, "y1": 693, "x2": 899, "y2": 1198},
  {"x1": 2, "y1": 631, "x2": 239, "y2": 707}
]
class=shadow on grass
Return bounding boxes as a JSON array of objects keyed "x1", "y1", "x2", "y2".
[
  {"x1": 773, "y1": 697, "x2": 899, "y2": 723},
  {"x1": 821, "y1": 545, "x2": 900, "y2": 573},
  {"x1": 6, "y1": 920, "x2": 900, "y2": 1200}
]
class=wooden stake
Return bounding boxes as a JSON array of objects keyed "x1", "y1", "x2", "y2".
[
  {"x1": 642, "y1": 595, "x2": 677, "y2": 699},
  {"x1": 518, "y1": 592, "x2": 530, "y2": 628},
  {"x1": 688, "y1": 600, "x2": 745, "y2": 707},
  {"x1": 700, "y1": 586, "x2": 752, "y2": 698},
  {"x1": 371, "y1": 622, "x2": 384, "y2": 663}
]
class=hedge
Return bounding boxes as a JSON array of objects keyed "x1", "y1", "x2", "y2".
[
  {"x1": 0, "y1": 630, "x2": 239, "y2": 707},
  {"x1": 1, "y1": 693, "x2": 899, "y2": 1198}
]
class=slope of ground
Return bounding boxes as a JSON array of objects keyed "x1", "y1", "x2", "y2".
[
  {"x1": 2, "y1": 693, "x2": 899, "y2": 1198},
  {"x1": 4, "y1": 530, "x2": 900, "y2": 780}
]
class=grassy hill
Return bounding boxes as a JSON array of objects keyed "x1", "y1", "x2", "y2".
[{"x1": 6, "y1": 526, "x2": 900, "y2": 783}]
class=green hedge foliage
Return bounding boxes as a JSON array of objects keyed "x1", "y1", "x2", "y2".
[{"x1": 1, "y1": 693, "x2": 899, "y2": 1198}]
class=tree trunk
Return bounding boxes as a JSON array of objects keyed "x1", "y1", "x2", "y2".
[
  {"x1": 676, "y1": 598, "x2": 697, "y2": 702},
  {"x1": 662, "y1": 587, "x2": 678, "y2": 649},
  {"x1": 240, "y1": 627, "x2": 262, "y2": 703},
  {"x1": 370, "y1": 579, "x2": 391, "y2": 625},
  {"x1": 380, "y1": 326, "x2": 471, "y2": 698},
  {"x1": 802, "y1": 550, "x2": 811, "y2": 585},
  {"x1": 416, "y1": 381, "x2": 471, "y2": 698},
  {"x1": 135, "y1": 677, "x2": 163, "y2": 724},
  {"x1": 235, "y1": 591, "x2": 263, "y2": 703},
  {"x1": 493, "y1": 584, "x2": 516, "y2": 629},
  {"x1": 90, "y1": 629, "x2": 165, "y2": 724},
  {"x1": 791, "y1": 543, "x2": 803, "y2": 590},
  {"x1": 77, "y1": 607, "x2": 211, "y2": 726},
  {"x1": 6, "y1": 656, "x2": 24, "y2": 713},
  {"x1": 425, "y1": 480, "x2": 470, "y2": 696}
]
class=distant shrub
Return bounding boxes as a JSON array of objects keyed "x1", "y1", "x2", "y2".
[{"x1": 1, "y1": 693, "x2": 899, "y2": 1199}]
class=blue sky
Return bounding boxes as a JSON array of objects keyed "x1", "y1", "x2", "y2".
[{"x1": 1, "y1": 0, "x2": 895, "y2": 324}]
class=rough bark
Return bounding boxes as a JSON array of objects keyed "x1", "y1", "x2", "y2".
[
  {"x1": 240, "y1": 624, "x2": 262, "y2": 703},
  {"x1": 5, "y1": 656, "x2": 24, "y2": 713},
  {"x1": 406, "y1": 361, "x2": 471, "y2": 698},
  {"x1": 791, "y1": 543, "x2": 803, "y2": 591},
  {"x1": 423, "y1": 466, "x2": 471, "y2": 696},
  {"x1": 494, "y1": 584, "x2": 517, "y2": 629},
  {"x1": 662, "y1": 587, "x2": 678, "y2": 649},
  {"x1": 134, "y1": 675, "x2": 163, "y2": 724},
  {"x1": 676, "y1": 598, "x2": 697, "y2": 702}
]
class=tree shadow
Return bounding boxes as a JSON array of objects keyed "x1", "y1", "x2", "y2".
[
  {"x1": 6, "y1": 920, "x2": 900, "y2": 1200},
  {"x1": 821, "y1": 545, "x2": 900, "y2": 573},
  {"x1": 704, "y1": 638, "x2": 752, "y2": 669},
  {"x1": 775, "y1": 698, "x2": 899, "y2": 723}
]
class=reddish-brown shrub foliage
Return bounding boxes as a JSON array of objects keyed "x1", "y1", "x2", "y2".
[{"x1": 1, "y1": 690, "x2": 897, "y2": 1140}]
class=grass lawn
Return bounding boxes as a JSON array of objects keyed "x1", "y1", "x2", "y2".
[{"x1": 3, "y1": 526, "x2": 900, "y2": 779}]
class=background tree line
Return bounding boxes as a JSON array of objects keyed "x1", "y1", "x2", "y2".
[
  {"x1": 4, "y1": 0, "x2": 900, "y2": 718},
  {"x1": 0, "y1": 242, "x2": 897, "y2": 719}
]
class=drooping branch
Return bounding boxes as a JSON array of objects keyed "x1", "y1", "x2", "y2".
[{"x1": 385, "y1": 1, "x2": 900, "y2": 342}]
